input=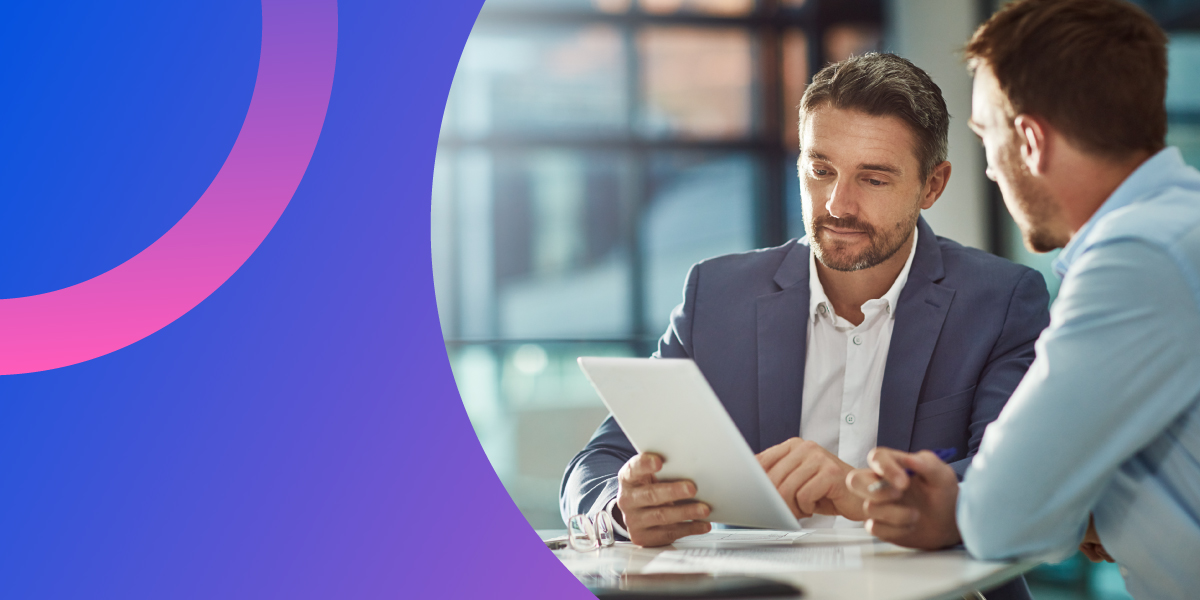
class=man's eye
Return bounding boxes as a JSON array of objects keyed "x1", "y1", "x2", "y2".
[
  {"x1": 813, "y1": 169, "x2": 828, "y2": 176},
  {"x1": 866, "y1": 178, "x2": 885, "y2": 186}
]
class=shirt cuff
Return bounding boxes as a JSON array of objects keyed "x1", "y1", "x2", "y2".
[{"x1": 604, "y1": 497, "x2": 630, "y2": 540}]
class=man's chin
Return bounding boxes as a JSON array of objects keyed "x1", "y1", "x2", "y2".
[
  {"x1": 1015, "y1": 219, "x2": 1069, "y2": 253},
  {"x1": 814, "y1": 235, "x2": 869, "y2": 265},
  {"x1": 815, "y1": 249, "x2": 871, "y2": 272},
  {"x1": 1023, "y1": 233, "x2": 1066, "y2": 254}
]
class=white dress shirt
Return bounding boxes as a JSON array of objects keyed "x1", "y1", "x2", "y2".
[{"x1": 799, "y1": 227, "x2": 917, "y2": 528}]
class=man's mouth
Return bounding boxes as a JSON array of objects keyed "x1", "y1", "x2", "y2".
[{"x1": 822, "y1": 225, "x2": 869, "y2": 237}]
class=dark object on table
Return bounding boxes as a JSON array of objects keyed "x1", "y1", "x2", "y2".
[{"x1": 583, "y1": 573, "x2": 803, "y2": 599}]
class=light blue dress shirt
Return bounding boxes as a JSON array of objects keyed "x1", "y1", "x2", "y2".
[{"x1": 957, "y1": 147, "x2": 1200, "y2": 600}]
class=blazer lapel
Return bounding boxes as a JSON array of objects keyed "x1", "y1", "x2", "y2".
[
  {"x1": 756, "y1": 241, "x2": 810, "y2": 452},
  {"x1": 878, "y1": 218, "x2": 955, "y2": 451}
]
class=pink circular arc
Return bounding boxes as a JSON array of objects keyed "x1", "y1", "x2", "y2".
[{"x1": 0, "y1": 0, "x2": 337, "y2": 375}]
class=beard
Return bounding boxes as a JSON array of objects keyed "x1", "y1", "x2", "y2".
[
  {"x1": 808, "y1": 210, "x2": 917, "y2": 272},
  {"x1": 996, "y1": 141, "x2": 1068, "y2": 253}
]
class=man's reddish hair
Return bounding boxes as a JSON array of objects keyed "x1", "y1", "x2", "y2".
[{"x1": 966, "y1": 0, "x2": 1167, "y2": 158}]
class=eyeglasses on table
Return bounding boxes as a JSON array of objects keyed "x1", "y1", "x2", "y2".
[{"x1": 566, "y1": 511, "x2": 616, "y2": 552}]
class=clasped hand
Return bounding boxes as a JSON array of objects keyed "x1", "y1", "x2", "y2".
[
  {"x1": 844, "y1": 448, "x2": 1116, "y2": 560},
  {"x1": 843, "y1": 447, "x2": 961, "y2": 549}
]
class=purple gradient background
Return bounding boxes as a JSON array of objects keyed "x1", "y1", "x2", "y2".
[
  {"x1": 0, "y1": 0, "x2": 336, "y2": 374},
  {"x1": 0, "y1": 0, "x2": 593, "y2": 597}
]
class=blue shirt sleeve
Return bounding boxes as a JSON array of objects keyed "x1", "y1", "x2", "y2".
[{"x1": 957, "y1": 240, "x2": 1200, "y2": 561}]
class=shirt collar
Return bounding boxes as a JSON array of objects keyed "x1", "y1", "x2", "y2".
[
  {"x1": 1052, "y1": 147, "x2": 1187, "y2": 279},
  {"x1": 808, "y1": 226, "x2": 919, "y2": 323}
]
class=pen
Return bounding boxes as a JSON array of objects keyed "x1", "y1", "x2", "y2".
[{"x1": 866, "y1": 447, "x2": 956, "y2": 494}]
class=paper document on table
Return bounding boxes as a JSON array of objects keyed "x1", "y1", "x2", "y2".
[
  {"x1": 552, "y1": 548, "x2": 629, "y2": 577},
  {"x1": 643, "y1": 545, "x2": 863, "y2": 574},
  {"x1": 673, "y1": 530, "x2": 813, "y2": 545}
]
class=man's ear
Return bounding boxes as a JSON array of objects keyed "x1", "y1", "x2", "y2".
[
  {"x1": 920, "y1": 161, "x2": 952, "y2": 210},
  {"x1": 1013, "y1": 114, "x2": 1048, "y2": 175}
]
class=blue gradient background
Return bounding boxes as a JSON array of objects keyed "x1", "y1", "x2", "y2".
[{"x1": 0, "y1": 1, "x2": 588, "y2": 597}]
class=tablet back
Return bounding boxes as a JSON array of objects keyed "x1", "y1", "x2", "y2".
[{"x1": 577, "y1": 357, "x2": 800, "y2": 531}]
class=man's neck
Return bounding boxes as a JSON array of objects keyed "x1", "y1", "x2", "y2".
[
  {"x1": 815, "y1": 232, "x2": 915, "y2": 326},
  {"x1": 1058, "y1": 149, "x2": 1154, "y2": 238}
]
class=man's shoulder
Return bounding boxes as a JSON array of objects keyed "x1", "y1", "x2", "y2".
[
  {"x1": 932, "y1": 234, "x2": 1040, "y2": 290},
  {"x1": 692, "y1": 239, "x2": 804, "y2": 281},
  {"x1": 1089, "y1": 188, "x2": 1200, "y2": 256},
  {"x1": 1082, "y1": 188, "x2": 1200, "y2": 302}
]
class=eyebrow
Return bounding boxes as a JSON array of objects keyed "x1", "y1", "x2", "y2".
[
  {"x1": 803, "y1": 149, "x2": 902, "y2": 175},
  {"x1": 859, "y1": 163, "x2": 901, "y2": 175},
  {"x1": 804, "y1": 149, "x2": 831, "y2": 163}
]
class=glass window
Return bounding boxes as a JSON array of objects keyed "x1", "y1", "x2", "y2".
[
  {"x1": 1168, "y1": 33, "x2": 1200, "y2": 168},
  {"x1": 639, "y1": 0, "x2": 755, "y2": 16},
  {"x1": 785, "y1": 152, "x2": 806, "y2": 240},
  {"x1": 782, "y1": 29, "x2": 808, "y2": 149},
  {"x1": 1167, "y1": 122, "x2": 1200, "y2": 170},
  {"x1": 432, "y1": 151, "x2": 458, "y2": 336},
  {"x1": 1167, "y1": 33, "x2": 1200, "y2": 115},
  {"x1": 641, "y1": 152, "x2": 757, "y2": 332},
  {"x1": 638, "y1": 27, "x2": 755, "y2": 139},
  {"x1": 823, "y1": 23, "x2": 881, "y2": 63},
  {"x1": 480, "y1": 0, "x2": 756, "y2": 13},
  {"x1": 450, "y1": 25, "x2": 628, "y2": 137},
  {"x1": 454, "y1": 148, "x2": 498, "y2": 339},
  {"x1": 492, "y1": 150, "x2": 633, "y2": 339},
  {"x1": 483, "y1": 0, "x2": 625, "y2": 14}
]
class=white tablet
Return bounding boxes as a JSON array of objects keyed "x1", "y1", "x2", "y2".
[{"x1": 577, "y1": 357, "x2": 801, "y2": 531}]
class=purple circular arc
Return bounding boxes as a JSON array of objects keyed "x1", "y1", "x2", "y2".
[{"x1": 0, "y1": 0, "x2": 337, "y2": 375}]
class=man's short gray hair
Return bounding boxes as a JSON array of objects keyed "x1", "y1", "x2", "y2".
[{"x1": 800, "y1": 53, "x2": 950, "y2": 180}]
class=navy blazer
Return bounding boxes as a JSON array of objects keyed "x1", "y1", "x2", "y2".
[{"x1": 561, "y1": 217, "x2": 1050, "y2": 527}]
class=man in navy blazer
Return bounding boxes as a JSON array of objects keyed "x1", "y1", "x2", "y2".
[
  {"x1": 561, "y1": 54, "x2": 1049, "y2": 598},
  {"x1": 563, "y1": 218, "x2": 1048, "y2": 517}
]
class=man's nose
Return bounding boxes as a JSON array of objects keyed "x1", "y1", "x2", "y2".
[{"x1": 825, "y1": 178, "x2": 858, "y2": 219}]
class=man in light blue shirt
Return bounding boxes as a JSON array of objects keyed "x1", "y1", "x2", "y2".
[{"x1": 843, "y1": 1, "x2": 1200, "y2": 598}]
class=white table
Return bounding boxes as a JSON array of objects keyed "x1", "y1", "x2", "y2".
[{"x1": 541, "y1": 528, "x2": 1037, "y2": 600}]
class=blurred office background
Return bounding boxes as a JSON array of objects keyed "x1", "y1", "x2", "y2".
[{"x1": 432, "y1": 1, "x2": 1200, "y2": 598}]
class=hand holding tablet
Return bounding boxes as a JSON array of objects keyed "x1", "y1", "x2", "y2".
[
  {"x1": 578, "y1": 357, "x2": 802, "y2": 540},
  {"x1": 614, "y1": 452, "x2": 713, "y2": 547}
]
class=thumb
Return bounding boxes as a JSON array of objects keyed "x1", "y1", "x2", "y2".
[
  {"x1": 899, "y1": 450, "x2": 954, "y2": 483},
  {"x1": 867, "y1": 447, "x2": 911, "y2": 490}
]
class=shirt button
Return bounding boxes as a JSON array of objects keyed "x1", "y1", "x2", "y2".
[
  {"x1": 818, "y1": 304, "x2": 827, "y2": 314},
  {"x1": 846, "y1": 414, "x2": 856, "y2": 424},
  {"x1": 852, "y1": 335, "x2": 862, "y2": 345}
]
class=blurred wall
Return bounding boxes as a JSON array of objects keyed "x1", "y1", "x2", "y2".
[{"x1": 886, "y1": 0, "x2": 988, "y2": 250}]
